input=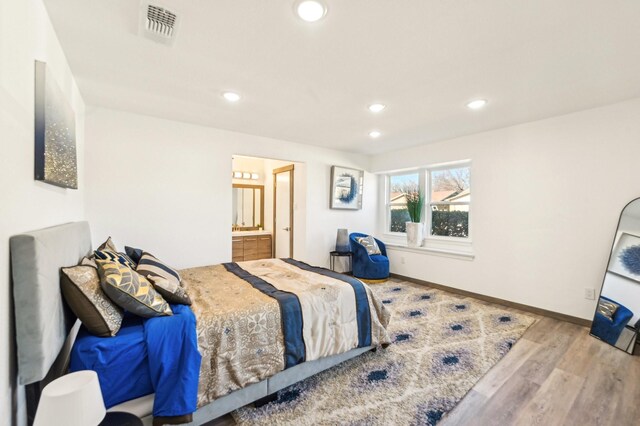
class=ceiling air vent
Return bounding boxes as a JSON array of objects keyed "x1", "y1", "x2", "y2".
[{"x1": 139, "y1": 2, "x2": 180, "y2": 45}]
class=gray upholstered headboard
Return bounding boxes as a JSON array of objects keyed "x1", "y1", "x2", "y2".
[{"x1": 10, "y1": 221, "x2": 92, "y2": 385}]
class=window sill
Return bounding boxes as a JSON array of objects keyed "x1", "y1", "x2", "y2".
[{"x1": 383, "y1": 242, "x2": 475, "y2": 261}]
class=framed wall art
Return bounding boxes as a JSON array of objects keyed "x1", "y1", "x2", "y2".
[
  {"x1": 330, "y1": 166, "x2": 363, "y2": 210},
  {"x1": 608, "y1": 232, "x2": 640, "y2": 283},
  {"x1": 34, "y1": 60, "x2": 78, "y2": 189}
]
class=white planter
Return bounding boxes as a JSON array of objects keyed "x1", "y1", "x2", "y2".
[{"x1": 406, "y1": 222, "x2": 423, "y2": 248}]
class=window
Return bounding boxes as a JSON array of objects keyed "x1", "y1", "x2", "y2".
[
  {"x1": 429, "y1": 167, "x2": 470, "y2": 238},
  {"x1": 388, "y1": 173, "x2": 419, "y2": 233},
  {"x1": 386, "y1": 163, "x2": 471, "y2": 240}
]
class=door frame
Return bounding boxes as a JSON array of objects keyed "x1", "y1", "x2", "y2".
[{"x1": 273, "y1": 164, "x2": 294, "y2": 258}]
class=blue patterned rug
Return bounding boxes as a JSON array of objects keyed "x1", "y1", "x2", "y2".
[{"x1": 232, "y1": 280, "x2": 535, "y2": 425}]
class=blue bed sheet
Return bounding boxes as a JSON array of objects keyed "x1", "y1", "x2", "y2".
[
  {"x1": 70, "y1": 305, "x2": 201, "y2": 417},
  {"x1": 70, "y1": 313, "x2": 153, "y2": 408}
]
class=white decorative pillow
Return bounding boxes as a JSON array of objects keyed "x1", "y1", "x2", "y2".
[{"x1": 357, "y1": 235, "x2": 382, "y2": 255}]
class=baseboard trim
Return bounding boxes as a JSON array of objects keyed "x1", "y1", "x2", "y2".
[{"x1": 390, "y1": 273, "x2": 592, "y2": 327}]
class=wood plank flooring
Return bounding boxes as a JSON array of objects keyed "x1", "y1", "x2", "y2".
[
  {"x1": 205, "y1": 280, "x2": 640, "y2": 425},
  {"x1": 442, "y1": 316, "x2": 640, "y2": 426}
]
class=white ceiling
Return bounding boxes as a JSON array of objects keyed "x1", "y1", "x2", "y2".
[{"x1": 43, "y1": 0, "x2": 640, "y2": 154}]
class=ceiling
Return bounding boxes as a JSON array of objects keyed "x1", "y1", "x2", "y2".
[{"x1": 43, "y1": 0, "x2": 640, "y2": 155}]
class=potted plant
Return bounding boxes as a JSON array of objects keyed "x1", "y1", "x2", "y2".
[{"x1": 405, "y1": 188, "x2": 424, "y2": 247}]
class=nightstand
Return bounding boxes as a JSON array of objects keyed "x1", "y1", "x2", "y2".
[
  {"x1": 100, "y1": 411, "x2": 143, "y2": 426},
  {"x1": 330, "y1": 251, "x2": 352, "y2": 274}
]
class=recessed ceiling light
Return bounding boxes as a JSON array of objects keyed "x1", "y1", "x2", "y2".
[
  {"x1": 296, "y1": 1, "x2": 327, "y2": 22},
  {"x1": 369, "y1": 130, "x2": 381, "y2": 138},
  {"x1": 368, "y1": 103, "x2": 386, "y2": 113},
  {"x1": 222, "y1": 91, "x2": 241, "y2": 102},
  {"x1": 466, "y1": 99, "x2": 487, "y2": 110}
]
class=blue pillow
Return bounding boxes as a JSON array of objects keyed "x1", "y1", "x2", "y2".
[{"x1": 125, "y1": 246, "x2": 144, "y2": 265}]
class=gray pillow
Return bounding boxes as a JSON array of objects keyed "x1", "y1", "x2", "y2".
[
  {"x1": 357, "y1": 235, "x2": 382, "y2": 255},
  {"x1": 60, "y1": 265, "x2": 123, "y2": 337},
  {"x1": 147, "y1": 275, "x2": 192, "y2": 305},
  {"x1": 597, "y1": 298, "x2": 619, "y2": 322}
]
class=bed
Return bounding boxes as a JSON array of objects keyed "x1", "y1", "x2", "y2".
[{"x1": 10, "y1": 222, "x2": 391, "y2": 425}]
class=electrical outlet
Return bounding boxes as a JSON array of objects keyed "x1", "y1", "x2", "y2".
[
  {"x1": 584, "y1": 288, "x2": 596, "y2": 300},
  {"x1": 400, "y1": 256, "x2": 405, "y2": 265}
]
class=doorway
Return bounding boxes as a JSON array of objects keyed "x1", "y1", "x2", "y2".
[{"x1": 273, "y1": 164, "x2": 294, "y2": 258}]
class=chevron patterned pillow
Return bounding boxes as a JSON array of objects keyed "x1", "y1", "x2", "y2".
[
  {"x1": 97, "y1": 259, "x2": 172, "y2": 318},
  {"x1": 94, "y1": 249, "x2": 137, "y2": 269}
]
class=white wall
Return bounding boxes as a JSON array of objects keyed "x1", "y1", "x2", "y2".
[
  {"x1": 84, "y1": 108, "x2": 377, "y2": 270},
  {"x1": 371, "y1": 98, "x2": 640, "y2": 320},
  {"x1": 0, "y1": 0, "x2": 86, "y2": 423}
]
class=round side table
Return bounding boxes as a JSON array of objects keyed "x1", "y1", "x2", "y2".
[
  {"x1": 330, "y1": 251, "x2": 353, "y2": 275},
  {"x1": 100, "y1": 411, "x2": 143, "y2": 426}
]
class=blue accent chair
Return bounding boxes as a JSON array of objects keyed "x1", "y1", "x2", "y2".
[
  {"x1": 591, "y1": 296, "x2": 634, "y2": 345},
  {"x1": 349, "y1": 233, "x2": 390, "y2": 280}
]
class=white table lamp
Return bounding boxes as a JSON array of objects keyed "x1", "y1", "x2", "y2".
[{"x1": 34, "y1": 370, "x2": 106, "y2": 426}]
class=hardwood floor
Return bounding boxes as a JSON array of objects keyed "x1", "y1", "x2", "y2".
[
  {"x1": 442, "y1": 316, "x2": 640, "y2": 426},
  {"x1": 205, "y1": 281, "x2": 640, "y2": 425}
]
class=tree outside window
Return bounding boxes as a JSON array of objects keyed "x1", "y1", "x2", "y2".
[
  {"x1": 388, "y1": 173, "x2": 419, "y2": 233},
  {"x1": 429, "y1": 167, "x2": 470, "y2": 238},
  {"x1": 386, "y1": 164, "x2": 470, "y2": 239}
]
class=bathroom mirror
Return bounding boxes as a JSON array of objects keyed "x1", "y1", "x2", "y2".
[
  {"x1": 590, "y1": 197, "x2": 640, "y2": 354},
  {"x1": 232, "y1": 184, "x2": 264, "y2": 230}
]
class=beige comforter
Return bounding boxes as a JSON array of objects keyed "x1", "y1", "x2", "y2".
[{"x1": 180, "y1": 259, "x2": 391, "y2": 408}]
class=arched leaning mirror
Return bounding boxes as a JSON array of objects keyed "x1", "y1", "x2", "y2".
[{"x1": 590, "y1": 197, "x2": 640, "y2": 354}]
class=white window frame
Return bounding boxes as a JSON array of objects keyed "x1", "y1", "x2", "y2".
[
  {"x1": 385, "y1": 170, "x2": 423, "y2": 236},
  {"x1": 383, "y1": 161, "x2": 472, "y2": 253},
  {"x1": 426, "y1": 163, "x2": 472, "y2": 242}
]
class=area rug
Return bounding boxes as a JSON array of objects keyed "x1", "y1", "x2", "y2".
[{"x1": 232, "y1": 281, "x2": 536, "y2": 425}]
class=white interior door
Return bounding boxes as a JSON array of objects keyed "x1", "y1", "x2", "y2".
[{"x1": 275, "y1": 170, "x2": 292, "y2": 258}]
